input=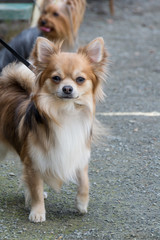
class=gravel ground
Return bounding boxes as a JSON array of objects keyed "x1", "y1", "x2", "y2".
[{"x1": 0, "y1": 0, "x2": 160, "y2": 239}]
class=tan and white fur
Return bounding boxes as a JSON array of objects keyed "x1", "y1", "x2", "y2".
[{"x1": 0, "y1": 37, "x2": 107, "y2": 222}]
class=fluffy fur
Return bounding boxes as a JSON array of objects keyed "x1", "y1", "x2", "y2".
[
  {"x1": 38, "y1": 0, "x2": 86, "y2": 50},
  {"x1": 0, "y1": 37, "x2": 107, "y2": 222}
]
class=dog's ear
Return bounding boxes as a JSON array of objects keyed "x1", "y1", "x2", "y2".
[
  {"x1": 33, "y1": 37, "x2": 54, "y2": 63},
  {"x1": 31, "y1": 37, "x2": 63, "y2": 64},
  {"x1": 85, "y1": 37, "x2": 105, "y2": 63},
  {"x1": 78, "y1": 37, "x2": 107, "y2": 64},
  {"x1": 78, "y1": 38, "x2": 108, "y2": 102}
]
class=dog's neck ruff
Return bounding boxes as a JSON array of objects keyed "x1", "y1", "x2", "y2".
[
  {"x1": 27, "y1": 96, "x2": 93, "y2": 186},
  {"x1": 28, "y1": 106, "x2": 92, "y2": 187}
]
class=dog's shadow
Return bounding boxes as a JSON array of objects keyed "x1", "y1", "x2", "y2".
[
  {"x1": 45, "y1": 191, "x2": 85, "y2": 221},
  {"x1": 0, "y1": 191, "x2": 28, "y2": 220},
  {"x1": 0, "y1": 190, "x2": 85, "y2": 223}
]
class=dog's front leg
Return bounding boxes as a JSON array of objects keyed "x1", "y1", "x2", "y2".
[
  {"x1": 76, "y1": 165, "x2": 89, "y2": 214},
  {"x1": 23, "y1": 163, "x2": 46, "y2": 222}
]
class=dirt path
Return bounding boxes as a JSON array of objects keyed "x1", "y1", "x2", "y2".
[{"x1": 0, "y1": 0, "x2": 160, "y2": 239}]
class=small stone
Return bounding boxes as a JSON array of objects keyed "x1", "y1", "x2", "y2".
[
  {"x1": 134, "y1": 128, "x2": 138, "y2": 132},
  {"x1": 105, "y1": 148, "x2": 110, "y2": 152},
  {"x1": 9, "y1": 172, "x2": 15, "y2": 176}
]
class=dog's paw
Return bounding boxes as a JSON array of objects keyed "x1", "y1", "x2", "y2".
[
  {"x1": 29, "y1": 209, "x2": 46, "y2": 223},
  {"x1": 76, "y1": 196, "x2": 88, "y2": 214}
]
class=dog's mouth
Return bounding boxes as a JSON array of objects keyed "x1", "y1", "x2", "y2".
[
  {"x1": 39, "y1": 26, "x2": 54, "y2": 33},
  {"x1": 56, "y1": 93, "x2": 79, "y2": 100},
  {"x1": 58, "y1": 95, "x2": 79, "y2": 100}
]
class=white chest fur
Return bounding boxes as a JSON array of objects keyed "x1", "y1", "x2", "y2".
[{"x1": 28, "y1": 110, "x2": 92, "y2": 185}]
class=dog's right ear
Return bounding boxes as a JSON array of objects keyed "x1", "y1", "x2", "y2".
[
  {"x1": 32, "y1": 37, "x2": 54, "y2": 63},
  {"x1": 31, "y1": 37, "x2": 63, "y2": 64}
]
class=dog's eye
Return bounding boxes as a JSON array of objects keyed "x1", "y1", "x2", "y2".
[
  {"x1": 76, "y1": 77, "x2": 85, "y2": 84},
  {"x1": 43, "y1": 10, "x2": 47, "y2": 14},
  {"x1": 53, "y1": 12, "x2": 59, "y2": 17},
  {"x1": 52, "y1": 76, "x2": 61, "y2": 83}
]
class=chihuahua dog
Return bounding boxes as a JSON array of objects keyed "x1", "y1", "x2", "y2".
[
  {"x1": 38, "y1": 0, "x2": 86, "y2": 50},
  {"x1": 0, "y1": 37, "x2": 107, "y2": 222}
]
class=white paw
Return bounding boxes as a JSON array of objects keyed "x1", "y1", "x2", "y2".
[
  {"x1": 29, "y1": 209, "x2": 46, "y2": 223},
  {"x1": 76, "y1": 197, "x2": 88, "y2": 214}
]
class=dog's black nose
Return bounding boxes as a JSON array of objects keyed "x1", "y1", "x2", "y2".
[
  {"x1": 62, "y1": 85, "x2": 73, "y2": 94},
  {"x1": 41, "y1": 20, "x2": 47, "y2": 26}
]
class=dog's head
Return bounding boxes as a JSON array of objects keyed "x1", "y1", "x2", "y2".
[
  {"x1": 38, "y1": 1, "x2": 74, "y2": 48},
  {"x1": 31, "y1": 37, "x2": 108, "y2": 116}
]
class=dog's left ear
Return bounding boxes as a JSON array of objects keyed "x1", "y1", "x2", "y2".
[
  {"x1": 78, "y1": 37, "x2": 107, "y2": 65},
  {"x1": 78, "y1": 38, "x2": 108, "y2": 102}
]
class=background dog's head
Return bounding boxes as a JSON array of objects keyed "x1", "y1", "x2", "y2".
[
  {"x1": 38, "y1": 0, "x2": 86, "y2": 50},
  {"x1": 38, "y1": 1, "x2": 75, "y2": 49}
]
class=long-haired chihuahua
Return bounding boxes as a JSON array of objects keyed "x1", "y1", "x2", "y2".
[{"x1": 0, "y1": 37, "x2": 107, "y2": 222}]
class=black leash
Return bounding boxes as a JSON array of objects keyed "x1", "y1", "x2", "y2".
[{"x1": 0, "y1": 38, "x2": 35, "y2": 72}]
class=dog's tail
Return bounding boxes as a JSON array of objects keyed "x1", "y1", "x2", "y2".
[
  {"x1": 0, "y1": 63, "x2": 35, "y2": 94},
  {"x1": 0, "y1": 63, "x2": 35, "y2": 153}
]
